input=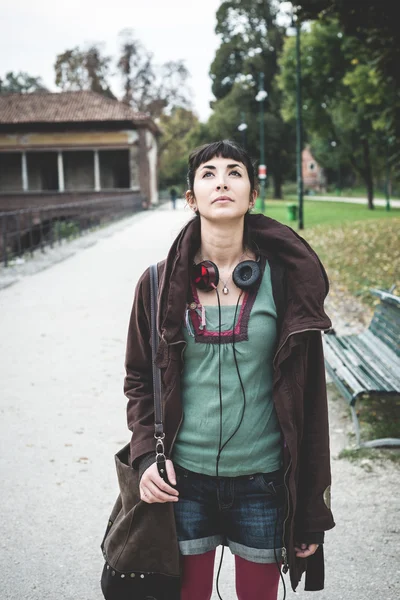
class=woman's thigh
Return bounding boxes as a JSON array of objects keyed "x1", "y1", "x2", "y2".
[
  {"x1": 223, "y1": 469, "x2": 285, "y2": 562},
  {"x1": 173, "y1": 464, "x2": 224, "y2": 555}
]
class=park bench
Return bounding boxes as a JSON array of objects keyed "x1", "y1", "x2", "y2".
[{"x1": 323, "y1": 285, "x2": 400, "y2": 448}]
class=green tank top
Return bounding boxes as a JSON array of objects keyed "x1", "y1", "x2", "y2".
[{"x1": 171, "y1": 260, "x2": 283, "y2": 476}]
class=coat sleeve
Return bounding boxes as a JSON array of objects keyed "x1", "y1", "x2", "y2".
[
  {"x1": 294, "y1": 330, "x2": 336, "y2": 540},
  {"x1": 124, "y1": 267, "x2": 157, "y2": 469}
]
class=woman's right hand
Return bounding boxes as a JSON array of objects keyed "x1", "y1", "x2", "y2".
[{"x1": 140, "y1": 459, "x2": 179, "y2": 503}]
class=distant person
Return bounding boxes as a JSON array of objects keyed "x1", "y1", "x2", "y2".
[{"x1": 170, "y1": 187, "x2": 178, "y2": 209}]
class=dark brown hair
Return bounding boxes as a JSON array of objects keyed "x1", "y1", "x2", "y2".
[{"x1": 187, "y1": 140, "x2": 258, "y2": 194}]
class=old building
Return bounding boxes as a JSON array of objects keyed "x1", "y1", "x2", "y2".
[
  {"x1": 302, "y1": 145, "x2": 326, "y2": 192},
  {"x1": 0, "y1": 91, "x2": 159, "y2": 211}
]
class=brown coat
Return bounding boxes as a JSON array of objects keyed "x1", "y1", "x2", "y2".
[{"x1": 124, "y1": 214, "x2": 336, "y2": 592}]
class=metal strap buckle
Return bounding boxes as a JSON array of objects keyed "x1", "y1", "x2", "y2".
[{"x1": 154, "y1": 433, "x2": 165, "y2": 459}]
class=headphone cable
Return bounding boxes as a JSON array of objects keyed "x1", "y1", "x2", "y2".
[
  {"x1": 212, "y1": 286, "x2": 285, "y2": 599},
  {"x1": 215, "y1": 290, "x2": 245, "y2": 600}
]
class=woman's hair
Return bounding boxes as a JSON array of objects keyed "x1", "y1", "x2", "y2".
[{"x1": 187, "y1": 140, "x2": 258, "y2": 194}]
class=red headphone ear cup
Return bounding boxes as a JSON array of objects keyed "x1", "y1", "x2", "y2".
[{"x1": 192, "y1": 260, "x2": 219, "y2": 291}]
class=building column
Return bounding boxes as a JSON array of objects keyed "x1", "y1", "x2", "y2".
[
  {"x1": 94, "y1": 150, "x2": 101, "y2": 191},
  {"x1": 57, "y1": 151, "x2": 65, "y2": 192},
  {"x1": 21, "y1": 151, "x2": 28, "y2": 191},
  {"x1": 129, "y1": 146, "x2": 139, "y2": 190}
]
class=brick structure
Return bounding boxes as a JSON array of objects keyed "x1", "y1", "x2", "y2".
[
  {"x1": 302, "y1": 145, "x2": 326, "y2": 192},
  {"x1": 0, "y1": 91, "x2": 160, "y2": 211}
]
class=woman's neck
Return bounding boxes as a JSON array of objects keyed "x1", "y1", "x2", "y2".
[{"x1": 197, "y1": 217, "x2": 247, "y2": 270}]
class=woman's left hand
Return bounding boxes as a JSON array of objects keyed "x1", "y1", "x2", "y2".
[{"x1": 294, "y1": 542, "x2": 319, "y2": 558}]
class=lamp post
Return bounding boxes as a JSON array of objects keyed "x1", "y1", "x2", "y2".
[
  {"x1": 330, "y1": 140, "x2": 341, "y2": 194},
  {"x1": 238, "y1": 112, "x2": 248, "y2": 148},
  {"x1": 295, "y1": 18, "x2": 304, "y2": 229},
  {"x1": 286, "y1": 11, "x2": 304, "y2": 229},
  {"x1": 255, "y1": 72, "x2": 268, "y2": 213}
]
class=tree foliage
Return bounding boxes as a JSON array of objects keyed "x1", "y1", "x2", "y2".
[
  {"x1": 157, "y1": 107, "x2": 200, "y2": 190},
  {"x1": 117, "y1": 29, "x2": 192, "y2": 119},
  {"x1": 295, "y1": 0, "x2": 400, "y2": 169},
  {"x1": 208, "y1": 0, "x2": 296, "y2": 198},
  {"x1": 0, "y1": 71, "x2": 48, "y2": 94},
  {"x1": 296, "y1": 0, "x2": 400, "y2": 87},
  {"x1": 277, "y1": 18, "x2": 395, "y2": 207},
  {"x1": 54, "y1": 45, "x2": 116, "y2": 99}
]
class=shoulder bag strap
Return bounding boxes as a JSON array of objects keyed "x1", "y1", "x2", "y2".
[{"x1": 149, "y1": 264, "x2": 169, "y2": 483}]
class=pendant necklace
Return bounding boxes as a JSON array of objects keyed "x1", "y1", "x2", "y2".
[{"x1": 220, "y1": 275, "x2": 230, "y2": 296}]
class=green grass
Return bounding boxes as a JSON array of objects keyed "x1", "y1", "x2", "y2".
[
  {"x1": 356, "y1": 394, "x2": 400, "y2": 440},
  {"x1": 256, "y1": 200, "x2": 400, "y2": 308},
  {"x1": 281, "y1": 183, "x2": 400, "y2": 200},
  {"x1": 260, "y1": 198, "x2": 399, "y2": 228}
]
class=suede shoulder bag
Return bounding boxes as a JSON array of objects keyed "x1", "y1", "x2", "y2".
[{"x1": 100, "y1": 264, "x2": 181, "y2": 600}]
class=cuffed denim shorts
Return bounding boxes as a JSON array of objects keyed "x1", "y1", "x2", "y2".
[{"x1": 173, "y1": 463, "x2": 285, "y2": 564}]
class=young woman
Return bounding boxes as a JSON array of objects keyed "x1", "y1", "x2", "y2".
[{"x1": 124, "y1": 140, "x2": 335, "y2": 600}]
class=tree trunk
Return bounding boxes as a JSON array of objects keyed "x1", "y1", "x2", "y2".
[
  {"x1": 272, "y1": 172, "x2": 283, "y2": 199},
  {"x1": 362, "y1": 138, "x2": 374, "y2": 209}
]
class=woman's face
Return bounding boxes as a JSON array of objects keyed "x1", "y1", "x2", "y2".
[{"x1": 186, "y1": 156, "x2": 257, "y2": 221}]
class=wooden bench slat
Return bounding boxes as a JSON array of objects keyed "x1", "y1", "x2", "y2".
[
  {"x1": 324, "y1": 334, "x2": 399, "y2": 393},
  {"x1": 323, "y1": 288, "x2": 400, "y2": 448},
  {"x1": 323, "y1": 339, "x2": 367, "y2": 400},
  {"x1": 344, "y1": 336, "x2": 399, "y2": 391},
  {"x1": 359, "y1": 331, "x2": 400, "y2": 382},
  {"x1": 324, "y1": 335, "x2": 382, "y2": 391}
]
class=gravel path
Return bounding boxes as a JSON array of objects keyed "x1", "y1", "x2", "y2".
[{"x1": 0, "y1": 201, "x2": 398, "y2": 600}]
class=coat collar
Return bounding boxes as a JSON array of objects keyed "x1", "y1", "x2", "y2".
[{"x1": 157, "y1": 213, "x2": 332, "y2": 345}]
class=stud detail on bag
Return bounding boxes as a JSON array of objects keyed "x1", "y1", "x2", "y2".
[
  {"x1": 140, "y1": 574, "x2": 145, "y2": 578},
  {"x1": 121, "y1": 574, "x2": 125, "y2": 578},
  {"x1": 130, "y1": 573, "x2": 136, "y2": 578}
]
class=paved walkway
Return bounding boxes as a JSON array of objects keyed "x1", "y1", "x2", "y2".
[
  {"x1": 308, "y1": 195, "x2": 400, "y2": 208},
  {"x1": 0, "y1": 201, "x2": 398, "y2": 600}
]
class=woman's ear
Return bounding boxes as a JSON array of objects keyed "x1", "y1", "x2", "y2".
[
  {"x1": 249, "y1": 189, "x2": 258, "y2": 210},
  {"x1": 186, "y1": 190, "x2": 197, "y2": 211}
]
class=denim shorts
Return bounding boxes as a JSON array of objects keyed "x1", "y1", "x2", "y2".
[{"x1": 173, "y1": 463, "x2": 285, "y2": 563}]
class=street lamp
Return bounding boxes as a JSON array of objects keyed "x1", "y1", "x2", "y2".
[
  {"x1": 255, "y1": 72, "x2": 268, "y2": 213},
  {"x1": 286, "y1": 13, "x2": 304, "y2": 229},
  {"x1": 238, "y1": 111, "x2": 248, "y2": 148},
  {"x1": 330, "y1": 140, "x2": 341, "y2": 194}
]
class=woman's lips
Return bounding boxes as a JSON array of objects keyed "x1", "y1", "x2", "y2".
[{"x1": 213, "y1": 196, "x2": 233, "y2": 203}]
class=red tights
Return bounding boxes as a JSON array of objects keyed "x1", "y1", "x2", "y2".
[{"x1": 180, "y1": 550, "x2": 281, "y2": 600}]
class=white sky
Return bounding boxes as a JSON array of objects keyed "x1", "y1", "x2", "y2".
[{"x1": 1, "y1": 0, "x2": 223, "y2": 122}]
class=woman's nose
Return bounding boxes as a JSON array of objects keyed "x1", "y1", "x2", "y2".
[{"x1": 216, "y1": 183, "x2": 228, "y2": 190}]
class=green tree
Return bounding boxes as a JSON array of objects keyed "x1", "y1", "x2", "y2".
[
  {"x1": 208, "y1": 0, "x2": 296, "y2": 199},
  {"x1": 158, "y1": 107, "x2": 200, "y2": 190},
  {"x1": 278, "y1": 19, "x2": 392, "y2": 208},
  {"x1": 296, "y1": 0, "x2": 399, "y2": 175},
  {"x1": 54, "y1": 45, "x2": 115, "y2": 99},
  {"x1": 0, "y1": 71, "x2": 48, "y2": 93}
]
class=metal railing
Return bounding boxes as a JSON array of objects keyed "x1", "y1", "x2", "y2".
[{"x1": 0, "y1": 194, "x2": 144, "y2": 267}]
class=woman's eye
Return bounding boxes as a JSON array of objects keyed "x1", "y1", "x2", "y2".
[
  {"x1": 202, "y1": 172, "x2": 213, "y2": 178},
  {"x1": 230, "y1": 170, "x2": 241, "y2": 176}
]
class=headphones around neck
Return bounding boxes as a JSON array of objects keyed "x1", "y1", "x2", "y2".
[{"x1": 192, "y1": 258, "x2": 261, "y2": 292}]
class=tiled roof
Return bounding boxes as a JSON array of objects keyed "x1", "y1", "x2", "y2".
[{"x1": 0, "y1": 91, "x2": 152, "y2": 125}]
